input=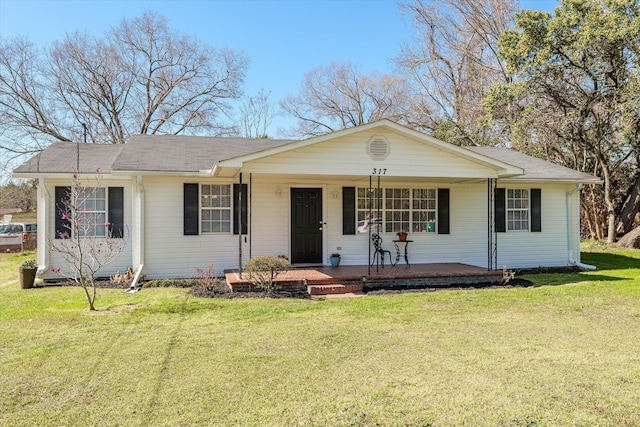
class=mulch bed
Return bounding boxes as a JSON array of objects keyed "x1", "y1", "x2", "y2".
[{"x1": 39, "y1": 278, "x2": 534, "y2": 299}]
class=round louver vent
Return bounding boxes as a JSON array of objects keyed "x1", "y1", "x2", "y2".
[{"x1": 367, "y1": 136, "x2": 389, "y2": 160}]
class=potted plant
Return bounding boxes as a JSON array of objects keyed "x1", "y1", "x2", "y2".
[
  {"x1": 19, "y1": 259, "x2": 37, "y2": 289},
  {"x1": 397, "y1": 230, "x2": 408, "y2": 241},
  {"x1": 330, "y1": 252, "x2": 341, "y2": 267}
]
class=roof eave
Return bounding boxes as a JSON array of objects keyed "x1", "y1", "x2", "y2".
[
  {"x1": 12, "y1": 171, "x2": 103, "y2": 179},
  {"x1": 110, "y1": 169, "x2": 214, "y2": 177},
  {"x1": 499, "y1": 177, "x2": 602, "y2": 184}
]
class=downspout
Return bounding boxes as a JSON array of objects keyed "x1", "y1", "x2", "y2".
[
  {"x1": 36, "y1": 178, "x2": 50, "y2": 276},
  {"x1": 130, "y1": 176, "x2": 145, "y2": 289},
  {"x1": 566, "y1": 184, "x2": 596, "y2": 270}
]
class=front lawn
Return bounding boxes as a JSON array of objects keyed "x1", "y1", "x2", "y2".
[{"x1": 1, "y1": 245, "x2": 639, "y2": 426}]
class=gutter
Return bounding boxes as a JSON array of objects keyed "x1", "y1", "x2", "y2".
[
  {"x1": 136, "y1": 175, "x2": 145, "y2": 275},
  {"x1": 125, "y1": 176, "x2": 146, "y2": 293},
  {"x1": 566, "y1": 184, "x2": 596, "y2": 270}
]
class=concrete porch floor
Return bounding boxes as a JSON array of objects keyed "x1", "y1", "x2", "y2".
[{"x1": 225, "y1": 263, "x2": 503, "y2": 292}]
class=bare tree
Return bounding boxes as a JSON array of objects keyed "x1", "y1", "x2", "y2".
[
  {"x1": 0, "y1": 180, "x2": 36, "y2": 211},
  {"x1": 50, "y1": 174, "x2": 128, "y2": 311},
  {"x1": 397, "y1": 0, "x2": 518, "y2": 145},
  {"x1": 238, "y1": 89, "x2": 275, "y2": 138},
  {"x1": 0, "y1": 11, "x2": 249, "y2": 174},
  {"x1": 280, "y1": 62, "x2": 415, "y2": 137}
]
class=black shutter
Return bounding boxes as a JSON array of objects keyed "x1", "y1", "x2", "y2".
[
  {"x1": 233, "y1": 184, "x2": 248, "y2": 235},
  {"x1": 437, "y1": 188, "x2": 450, "y2": 234},
  {"x1": 495, "y1": 188, "x2": 506, "y2": 233},
  {"x1": 108, "y1": 187, "x2": 124, "y2": 238},
  {"x1": 55, "y1": 186, "x2": 71, "y2": 239},
  {"x1": 531, "y1": 188, "x2": 542, "y2": 232},
  {"x1": 184, "y1": 183, "x2": 199, "y2": 235},
  {"x1": 342, "y1": 187, "x2": 356, "y2": 235}
]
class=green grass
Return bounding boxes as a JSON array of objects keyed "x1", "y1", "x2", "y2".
[
  {"x1": 0, "y1": 251, "x2": 36, "y2": 285},
  {"x1": 1, "y1": 245, "x2": 640, "y2": 426}
]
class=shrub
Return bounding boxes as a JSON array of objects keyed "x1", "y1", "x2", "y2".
[
  {"x1": 193, "y1": 266, "x2": 228, "y2": 292},
  {"x1": 110, "y1": 267, "x2": 139, "y2": 286},
  {"x1": 244, "y1": 256, "x2": 289, "y2": 292}
]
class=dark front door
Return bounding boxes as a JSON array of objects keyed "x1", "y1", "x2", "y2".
[{"x1": 291, "y1": 188, "x2": 323, "y2": 264}]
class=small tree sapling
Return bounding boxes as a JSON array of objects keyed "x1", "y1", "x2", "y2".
[{"x1": 50, "y1": 172, "x2": 128, "y2": 310}]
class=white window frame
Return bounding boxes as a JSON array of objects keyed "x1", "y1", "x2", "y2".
[
  {"x1": 356, "y1": 187, "x2": 438, "y2": 234},
  {"x1": 412, "y1": 188, "x2": 437, "y2": 233},
  {"x1": 507, "y1": 189, "x2": 529, "y2": 231},
  {"x1": 76, "y1": 187, "x2": 107, "y2": 238},
  {"x1": 357, "y1": 187, "x2": 382, "y2": 233},
  {"x1": 200, "y1": 184, "x2": 232, "y2": 234}
]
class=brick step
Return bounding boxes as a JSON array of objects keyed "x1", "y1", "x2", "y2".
[{"x1": 307, "y1": 283, "x2": 363, "y2": 295}]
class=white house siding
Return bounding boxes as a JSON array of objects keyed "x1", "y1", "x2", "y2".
[
  {"x1": 321, "y1": 181, "x2": 489, "y2": 268},
  {"x1": 241, "y1": 129, "x2": 503, "y2": 180},
  {"x1": 141, "y1": 179, "x2": 578, "y2": 278},
  {"x1": 142, "y1": 176, "x2": 232, "y2": 279},
  {"x1": 495, "y1": 183, "x2": 575, "y2": 269},
  {"x1": 40, "y1": 175, "x2": 580, "y2": 279},
  {"x1": 40, "y1": 177, "x2": 134, "y2": 279},
  {"x1": 247, "y1": 176, "x2": 291, "y2": 259}
]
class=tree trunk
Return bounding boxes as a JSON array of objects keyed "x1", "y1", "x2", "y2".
[
  {"x1": 618, "y1": 172, "x2": 640, "y2": 234},
  {"x1": 617, "y1": 225, "x2": 640, "y2": 248},
  {"x1": 600, "y1": 161, "x2": 617, "y2": 243}
]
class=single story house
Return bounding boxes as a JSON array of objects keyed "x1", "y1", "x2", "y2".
[{"x1": 13, "y1": 120, "x2": 600, "y2": 280}]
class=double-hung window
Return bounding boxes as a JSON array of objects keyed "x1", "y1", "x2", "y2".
[
  {"x1": 507, "y1": 189, "x2": 529, "y2": 231},
  {"x1": 412, "y1": 189, "x2": 437, "y2": 232},
  {"x1": 55, "y1": 186, "x2": 124, "y2": 239},
  {"x1": 201, "y1": 184, "x2": 231, "y2": 233},
  {"x1": 77, "y1": 187, "x2": 107, "y2": 237},
  {"x1": 183, "y1": 183, "x2": 246, "y2": 235}
]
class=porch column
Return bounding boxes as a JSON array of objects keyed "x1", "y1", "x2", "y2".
[
  {"x1": 487, "y1": 178, "x2": 497, "y2": 271},
  {"x1": 238, "y1": 172, "x2": 243, "y2": 273}
]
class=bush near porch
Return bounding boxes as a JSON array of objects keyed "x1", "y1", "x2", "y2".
[{"x1": 0, "y1": 243, "x2": 639, "y2": 426}]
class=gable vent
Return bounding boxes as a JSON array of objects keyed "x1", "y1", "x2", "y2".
[{"x1": 367, "y1": 136, "x2": 390, "y2": 160}]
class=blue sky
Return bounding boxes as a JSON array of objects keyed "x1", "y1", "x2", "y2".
[{"x1": 0, "y1": 0, "x2": 560, "y2": 136}]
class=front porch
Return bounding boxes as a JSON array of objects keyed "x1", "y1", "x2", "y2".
[{"x1": 225, "y1": 263, "x2": 503, "y2": 297}]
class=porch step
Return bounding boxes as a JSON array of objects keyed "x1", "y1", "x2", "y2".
[{"x1": 307, "y1": 283, "x2": 364, "y2": 297}]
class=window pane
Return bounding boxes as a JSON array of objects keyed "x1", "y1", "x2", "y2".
[
  {"x1": 507, "y1": 188, "x2": 529, "y2": 231},
  {"x1": 200, "y1": 184, "x2": 232, "y2": 234}
]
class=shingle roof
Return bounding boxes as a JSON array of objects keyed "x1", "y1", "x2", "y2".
[
  {"x1": 13, "y1": 143, "x2": 124, "y2": 174},
  {"x1": 13, "y1": 133, "x2": 600, "y2": 184},
  {"x1": 13, "y1": 136, "x2": 296, "y2": 175},
  {"x1": 466, "y1": 146, "x2": 600, "y2": 183},
  {"x1": 114, "y1": 135, "x2": 295, "y2": 172}
]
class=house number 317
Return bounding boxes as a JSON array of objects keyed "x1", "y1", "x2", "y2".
[{"x1": 372, "y1": 168, "x2": 387, "y2": 175}]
